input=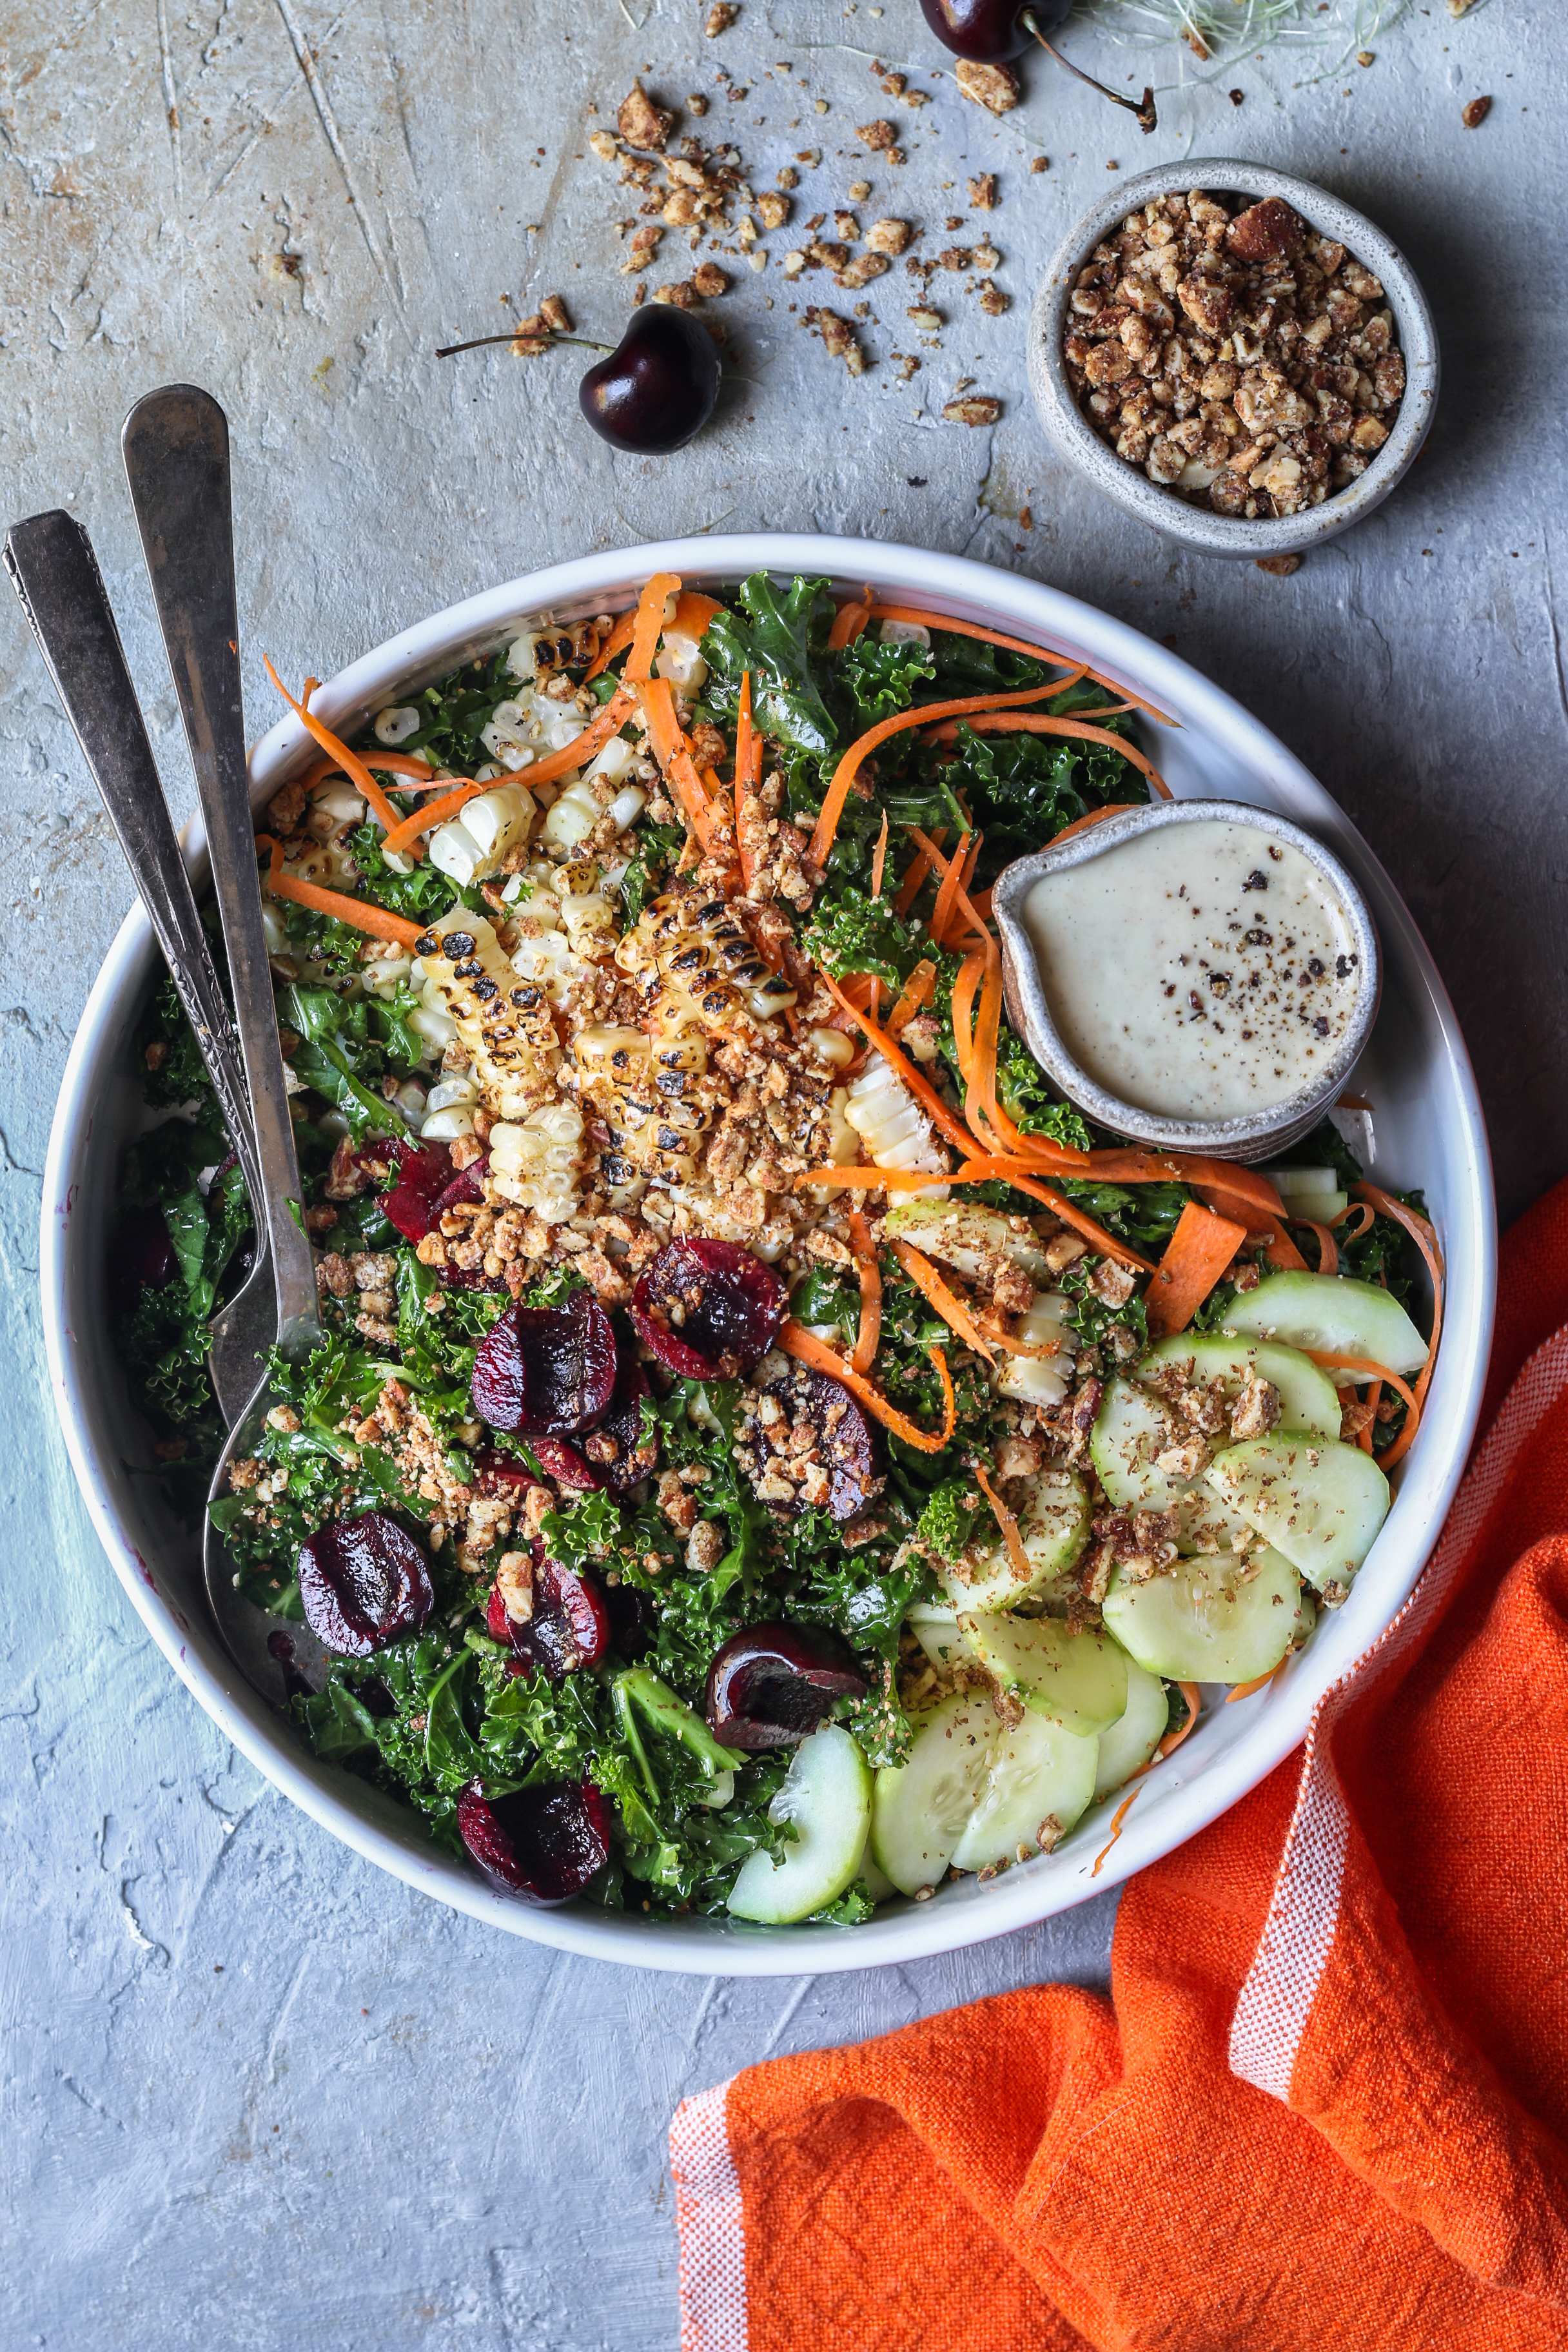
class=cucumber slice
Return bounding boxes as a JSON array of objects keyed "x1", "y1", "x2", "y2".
[
  {"x1": 727, "y1": 1725, "x2": 874, "y2": 1924},
  {"x1": 1259, "y1": 1166, "x2": 1340, "y2": 1200},
  {"x1": 1222, "y1": 1270, "x2": 1428, "y2": 1378},
  {"x1": 1204, "y1": 1435, "x2": 1390, "y2": 1594},
  {"x1": 1092, "y1": 1659, "x2": 1170, "y2": 1798},
  {"x1": 1140, "y1": 1332, "x2": 1342, "y2": 1440},
  {"x1": 1101, "y1": 1545, "x2": 1310, "y2": 1683},
  {"x1": 906, "y1": 1603, "x2": 968, "y2": 1674},
  {"x1": 870, "y1": 1690, "x2": 999, "y2": 1896},
  {"x1": 959, "y1": 1611, "x2": 1129, "y2": 1736},
  {"x1": 950, "y1": 1710, "x2": 1099, "y2": 1872},
  {"x1": 858, "y1": 1847, "x2": 899, "y2": 1905},
  {"x1": 882, "y1": 1198, "x2": 1052, "y2": 1288},
  {"x1": 942, "y1": 1469, "x2": 1090, "y2": 1611},
  {"x1": 1090, "y1": 1377, "x2": 1255, "y2": 1557}
]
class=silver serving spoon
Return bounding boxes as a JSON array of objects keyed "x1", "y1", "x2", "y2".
[
  {"x1": 122, "y1": 384, "x2": 329, "y2": 1703},
  {"x1": 3, "y1": 508, "x2": 276, "y2": 1426}
]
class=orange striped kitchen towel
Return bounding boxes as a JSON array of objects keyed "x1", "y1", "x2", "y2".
[{"x1": 670, "y1": 1180, "x2": 1568, "y2": 2351}]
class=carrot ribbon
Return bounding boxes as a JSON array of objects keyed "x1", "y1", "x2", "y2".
[{"x1": 778, "y1": 1322, "x2": 956, "y2": 1454}]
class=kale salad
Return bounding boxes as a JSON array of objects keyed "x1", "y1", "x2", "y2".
[{"x1": 117, "y1": 571, "x2": 1442, "y2": 1923}]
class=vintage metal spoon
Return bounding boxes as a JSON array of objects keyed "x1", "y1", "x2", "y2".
[
  {"x1": 3, "y1": 507, "x2": 276, "y2": 1426},
  {"x1": 122, "y1": 384, "x2": 329, "y2": 1701}
]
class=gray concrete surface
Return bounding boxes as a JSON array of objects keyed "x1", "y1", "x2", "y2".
[{"x1": 2, "y1": 1, "x2": 1561, "y2": 2344}]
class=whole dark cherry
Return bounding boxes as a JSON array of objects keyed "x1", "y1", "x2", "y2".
[
  {"x1": 457, "y1": 1779, "x2": 613, "y2": 1903},
  {"x1": 706, "y1": 1621, "x2": 867, "y2": 1750},
  {"x1": 578, "y1": 308, "x2": 722, "y2": 455},
  {"x1": 297, "y1": 1511, "x2": 434, "y2": 1657},
  {"x1": 917, "y1": 0, "x2": 1155, "y2": 128}
]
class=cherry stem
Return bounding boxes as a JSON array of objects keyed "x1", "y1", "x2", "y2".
[
  {"x1": 435, "y1": 330, "x2": 616, "y2": 360},
  {"x1": 1020, "y1": 11, "x2": 1158, "y2": 133}
]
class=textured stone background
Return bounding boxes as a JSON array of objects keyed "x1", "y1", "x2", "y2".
[{"x1": 2, "y1": 0, "x2": 1560, "y2": 2342}]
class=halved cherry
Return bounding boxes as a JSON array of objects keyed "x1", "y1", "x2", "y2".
[
  {"x1": 430, "y1": 1153, "x2": 488, "y2": 1220},
  {"x1": 750, "y1": 1364, "x2": 883, "y2": 1523},
  {"x1": 486, "y1": 1548, "x2": 611, "y2": 1681},
  {"x1": 604, "y1": 1580, "x2": 655, "y2": 1663},
  {"x1": 470, "y1": 1293, "x2": 618, "y2": 1435},
  {"x1": 528, "y1": 1435, "x2": 603, "y2": 1491},
  {"x1": 379, "y1": 1139, "x2": 455, "y2": 1242},
  {"x1": 119, "y1": 1206, "x2": 179, "y2": 1295},
  {"x1": 631, "y1": 1239, "x2": 786, "y2": 1381},
  {"x1": 582, "y1": 1361, "x2": 658, "y2": 1493},
  {"x1": 457, "y1": 1779, "x2": 613, "y2": 1903},
  {"x1": 706, "y1": 1620, "x2": 867, "y2": 1750},
  {"x1": 297, "y1": 1510, "x2": 434, "y2": 1656}
]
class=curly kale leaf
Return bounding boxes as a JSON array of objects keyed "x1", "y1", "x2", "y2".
[
  {"x1": 926, "y1": 629, "x2": 1050, "y2": 694},
  {"x1": 1058, "y1": 1257, "x2": 1150, "y2": 1353},
  {"x1": 828, "y1": 633, "x2": 936, "y2": 733},
  {"x1": 137, "y1": 972, "x2": 221, "y2": 1108},
  {"x1": 1055, "y1": 1179, "x2": 1191, "y2": 1252},
  {"x1": 284, "y1": 982, "x2": 409, "y2": 1142},
  {"x1": 916, "y1": 1476, "x2": 985, "y2": 1559},
  {"x1": 995, "y1": 1034, "x2": 1093, "y2": 1152},
  {"x1": 700, "y1": 573, "x2": 838, "y2": 762},
  {"x1": 789, "y1": 1264, "x2": 861, "y2": 1350},
  {"x1": 620, "y1": 818, "x2": 685, "y2": 927},
  {"x1": 376, "y1": 647, "x2": 520, "y2": 770},
  {"x1": 803, "y1": 887, "x2": 960, "y2": 999}
]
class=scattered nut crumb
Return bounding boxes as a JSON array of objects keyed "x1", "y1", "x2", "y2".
[
  {"x1": 907, "y1": 306, "x2": 943, "y2": 331},
  {"x1": 1030, "y1": 155, "x2": 1048, "y2": 175},
  {"x1": 1356, "y1": 50, "x2": 1374, "y2": 66},
  {"x1": 856, "y1": 118, "x2": 899, "y2": 150},
  {"x1": 1462, "y1": 95, "x2": 1491, "y2": 127},
  {"x1": 618, "y1": 81, "x2": 672, "y2": 152},
  {"x1": 944, "y1": 395, "x2": 1001, "y2": 426},
  {"x1": 865, "y1": 216, "x2": 911, "y2": 257},
  {"x1": 976, "y1": 277, "x2": 1008, "y2": 316},
  {"x1": 687, "y1": 93, "x2": 709, "y2": 115},
  {"x1": 806, "y1": 306, "x2": 866, "y2": 373},
  {"x1": 691, "y1": 260, "x2": 729, "y2": 297},
  {"x1": 652, "y1": 280, "x2": 701, "y2": 308},
  {"x1": 848, "y1": 179, "x2": 871, "y2": 200},
  {"x1": 1255, "y1": 554, "x2": 1301, "y2": 576},
  {"x1": 778, "y1": 165, "x2": 799, "y2": 189},
  {"x1": 955, "y1": 59, "x2": 1018, "y2": 115},
  {"x1": 705, "y1": 1, "x2": 739, "y2": 32},
  {"x1": 967, "y1": 173, "x2": 997, "y2": 210}
]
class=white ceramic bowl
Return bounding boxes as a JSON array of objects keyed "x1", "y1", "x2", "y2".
[
  {"x1": 42, "y1": 534, "x2": 1494, "y2": 1976},
  {"x1": 1028, "y1": 161, "x2": 1440, "y2": 561}
]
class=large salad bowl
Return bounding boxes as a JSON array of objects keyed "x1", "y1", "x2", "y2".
[{"x1": 41, "y1": 534, "x2": 1494, "y2": 1974}]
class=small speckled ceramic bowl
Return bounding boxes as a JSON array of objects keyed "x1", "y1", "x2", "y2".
[
  {"x1": 994, "y1": 798, "x2": 1382, "y2": 1162},
  {"x1": 1027, "y1": 159, "x2": 1439, "y2": 561}
]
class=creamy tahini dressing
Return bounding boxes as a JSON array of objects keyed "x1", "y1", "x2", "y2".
[{"x1": 1023, "y1": 819, "x2": 1362, "y2": 1121}]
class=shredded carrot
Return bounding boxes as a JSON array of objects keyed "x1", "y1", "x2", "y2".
[
  {"x1": 846, "y1": 1211, "x2": 883, "y2": 1376},
  {"x1": 670, "y1": 590, "x2": 722, "y2": 643},
  {"x1": 584, "y1": 607, "x2": 638, "y2": 682},
  {"x1": 300, "y1": 746, "x2": 438, "y2": 790},
  {"x1": 1307, "y1": 1352, "x2": 1422, "y2": 1470},
  {"x1": 949, "y1": 950, "x2": 983, "y2": 1083},
  {"x1": 624, "y1": 572, "x2": 680, "y2": 682},
  {"x1": 1046, "y1": 803, "x2": 1139, "y2": 851},
  {"x1": 819, "y1": 971, "x2": 971, "y2": 1159},
  {"x1": 828, "y1": 600, "x2": 870, "y2": 649},
  {"x1": 1144, "y1": 1201, "x2": 1250, "y2": 1338},
  {"x1": 1226, "y1": 1663, "x2": 1286, "y2": 1703},
  {"x1": 928, "y1": 830, "x2": 972, "y2": 946},
  {"x1": 893, "y1": 830, "x2": 944, "y2": 919},
  {"x1": 1092, "y1": 1785, "x2": 1142, "y2": 1877},
  {"x1": 380, "y1": 689, "x2": 636, "y2": 856},
  {"x1": 888, "y1": 1239, "x2": 997, "y2": 1366},
  {"x1": 1158, "y1": 1683, "x2": 1202, "y2": 1760},
  {"x1": 1291, "y1": 1217, "x2": 1339, "y2": 1278},
  {"x1": 263, "y1": 660, "x2": 415, "y2": 850},
  {"x1": 887, "y1": 958, "x2": 936, "y2": 1039},
  {"x1": 808, "y1": 682, "x2": 1061, "y2": 870},
  {"x1": 866, "y1": 605, "x2": 1179, "y2": 728},
  {"x1": 926, "y1": 712, "x2": 1172, "y2": 802},
  {"x1": 640, "y1": 677, "x2": 716, "y2": 850},
  {"x1": 257, "y1": 834, "x2": 424, "y2": 949},
  {"x1": 1332, "y1": 1200, "x2": 1377, "y2": 1242},
  {"x1": 1353, "y1": 1183, "x2": 1445, "y2": 1418},
  {"x1": 974, "y1": 1464, "x2": 1031, "y2": 1583},
  {"x1": 778, "y1": 1321, "x2": 956, "y2": 1453},
  {"x1": 870, "y1": 807, "x2": 890, "y2": 900}
]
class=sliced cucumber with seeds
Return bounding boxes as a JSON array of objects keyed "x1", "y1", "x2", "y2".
[
  {"x1": 1205, "y1": 1435, "x2": 1389, "y2": 1593},
  {"x1": 1102, "y1": 1545, "x2": 1312, "y2": 1684},
  {"x1": 950, "y1": 1710, "x2": 1099, "y2": 1872},
  {"x1": 906, "y1": 1603, "x2": 968, "y2": 1676},
  {"x1": 942, "y1": 1469, "x2": 1090, "y2": 1612},
  {"x1": 959, "y1": 1611, "x2": 1128, "y2": 1737},
  {"x1": 1090, "y1": 1377, "x2": 1255, "y2": 1556},
  {"x1": 727, "y1": 1725, "x2": 872, "y2": 1924},
  {"x1": 1222, "y1": 1271, "x2": 1428, "y2": 1378},
  {"x1": 870, "y1": 1690, "x2": 998, "y2": 1896},
  {"x1": 1141, "y1": 1333, "x2": 1342, "y2": 1440},
  {"x1": 1092, "y1": 1659, "x2": 1171, "y2": 1799},
  {"x1": 882, "y1": 1198, "x2": 1052, "y2": 1288}
]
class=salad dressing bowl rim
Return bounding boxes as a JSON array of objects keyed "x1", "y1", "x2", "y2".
[
  {"x1": 41, "y1": 531, "x2": 1494, "y2": 1975},
  {"x1": 992, "y1": 796, "x2": 1382, "y2": 1164}
]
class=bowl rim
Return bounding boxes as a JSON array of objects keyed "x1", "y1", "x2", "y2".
[
  {"x1": 992, "y1": 796, "x2": 1382, "y2": 1159},
  {"x1": 41, "y1": 530, "x2": 1495, "y2": 1975},
  {"x1": 1026, "y1": 157, "x2": 1440, "y2": 560}
]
